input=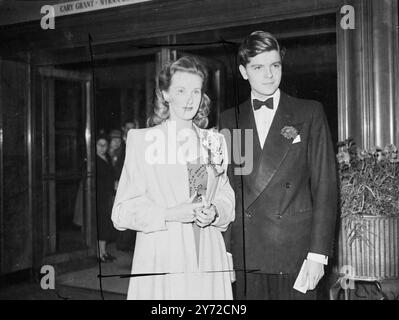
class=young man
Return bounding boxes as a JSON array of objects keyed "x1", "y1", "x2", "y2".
[{"x1": 220, "y1": 31, "x2": 337, "y2": 300}]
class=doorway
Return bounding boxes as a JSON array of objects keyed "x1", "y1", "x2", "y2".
[{"x1": 40, "y1": 68, "x2": 94, "y2": 260}]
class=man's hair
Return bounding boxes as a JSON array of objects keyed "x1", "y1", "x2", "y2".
[{"x1": 238, "y1": 31, "x2": 284, "y2": 66}]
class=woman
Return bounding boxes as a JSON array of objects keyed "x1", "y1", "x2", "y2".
[
  {"x1": 108, "y1": 129, "x2": 125, "y2": 180},
  {"x1": 112, "y1": 56, "x2": 235, "y2": 299},
  {"x1": 96, "y1": 134, "x2": 117, "y2": 262}
]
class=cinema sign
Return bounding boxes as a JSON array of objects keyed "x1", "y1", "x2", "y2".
[
  {"x1": 55, "y1": 0, "x2": 152, "y2": 16},
  {"x1": 41, "y1": 0, "x2": 152, "y2": 29}
]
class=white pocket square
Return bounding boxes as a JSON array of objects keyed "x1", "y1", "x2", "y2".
[{"x1": 292, "y1": 135, "x2": 301, "y2": 144}]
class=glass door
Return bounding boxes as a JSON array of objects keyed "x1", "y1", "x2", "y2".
[{"x1": 40, "y1": 67, "x2": 95, "y2": 259}]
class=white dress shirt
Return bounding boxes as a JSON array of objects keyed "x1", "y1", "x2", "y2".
[
  {"x1": 251, "y1": 89, "x2": 328, "y2": 266},
  {"x1": 251, "y1": 89, "x2": 280, "y2": 149}
]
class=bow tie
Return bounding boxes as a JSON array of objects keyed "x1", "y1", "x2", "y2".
[{"x1": 253, "y1": 98, "x2": 273, "y2": 111}]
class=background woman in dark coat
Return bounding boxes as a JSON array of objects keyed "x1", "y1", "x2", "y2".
[{"x1": 96, "y1": 134, "x2": 117, "y2": 262}]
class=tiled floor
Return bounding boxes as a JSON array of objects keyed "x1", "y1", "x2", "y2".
[
  {"x1": 0, "y1": 243, "x2": 132, "y2": 300},
  {"x1": 0, "y1": 282, "x2": 125, "y2": 300},
  {"x1": 57, "y1": 244, "x2": 132, "y2": 295}
]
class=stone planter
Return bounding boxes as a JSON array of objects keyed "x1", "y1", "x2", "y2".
[{"x1": 338, "y1": 215, "x2": 399, "y2": 281}]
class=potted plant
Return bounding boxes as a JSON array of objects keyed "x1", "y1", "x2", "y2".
[{"x1": 337, "y1": 138, "x2": 399, "y2": 281}]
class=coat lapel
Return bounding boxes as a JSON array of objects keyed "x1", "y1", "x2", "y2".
[
  {"x1": 244, "y1": 92, "x2": 295, "y2": 208},
  {"x1": 238, "y1": 99, "x2": 263, "y2": 172}
]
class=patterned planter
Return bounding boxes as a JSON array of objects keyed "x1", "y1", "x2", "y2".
[{"x1": 338, "y1": 215, "x2": 399, "y2": 281}]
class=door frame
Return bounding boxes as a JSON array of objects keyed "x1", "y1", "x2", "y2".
[{"x1": 38, "y1": 67, "x2": 96, "y2": 264}]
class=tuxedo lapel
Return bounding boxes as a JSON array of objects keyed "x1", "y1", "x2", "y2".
[
  {"x1": 236, "y1": 99, "x2": 265, "y2": 209},
  {"x1": 244, "y1": 93, "x2": 295, "y2": 208},
  {"x1": 238, "y1": 99, "x2": 263, "y2": 171}
]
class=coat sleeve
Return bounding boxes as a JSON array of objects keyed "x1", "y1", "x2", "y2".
[
  {"x1": 211, "y1": 134, "x2": 236, "y2": 232},
  {"x1": 111, "y1": 130, "x2": 167, "y2": 234},
  {"x1": 308, "y1": 103, "x2": 338, "y2": 257}
]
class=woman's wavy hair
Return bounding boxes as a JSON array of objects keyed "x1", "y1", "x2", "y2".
[{"x1": 147, "y1": 56, "x2": 210, "y2": 129}]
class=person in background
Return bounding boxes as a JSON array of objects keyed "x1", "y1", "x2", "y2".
[
  {"x1": 108, "y1": 129, "x2": 124, "y2": 180},
  {"x1": 122, "y1": 120, "x2": 139, "y2": 142},
  {"x1": 96, "y1": 134, "x2": 117, "y2": 262}
]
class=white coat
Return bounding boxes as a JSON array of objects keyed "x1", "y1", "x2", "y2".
[{"x1": 111, "y1": 121, "x2": 235, "y2": 299}]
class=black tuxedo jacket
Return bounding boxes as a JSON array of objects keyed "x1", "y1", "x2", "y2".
[{"x1": 219, "y1": 92, "x2": 338, "y2": 275}]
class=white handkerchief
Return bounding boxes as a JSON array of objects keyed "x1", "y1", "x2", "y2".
[
  {"x1": 293, "y1": 259, "x2": 309, "y2": 293},
  {"x1": 293, "y1": 135, "x2": 301, "y2": 144}
]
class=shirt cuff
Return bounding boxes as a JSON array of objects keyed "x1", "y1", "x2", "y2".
[{"x1": 307, "y1": 252, "x2": 328, "y2": 265}]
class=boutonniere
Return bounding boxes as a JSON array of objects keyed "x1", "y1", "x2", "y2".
[
  {"x1": 281, "y1": 126, "x2": 298, "y2": 140},
  {"x1": 199, "y1": 128, "x2": 225, "y2": 177}
]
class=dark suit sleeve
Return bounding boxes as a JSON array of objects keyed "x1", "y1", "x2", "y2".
[{"x1": 308, "y1": 103, "x2": 338, "y2": 257}]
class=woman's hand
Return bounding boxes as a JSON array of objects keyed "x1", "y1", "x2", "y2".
[
  {"x1": 165, "y1": 195, "x2": 204, "y2": 223},
  {"x1": 195, "y1": 204, "x2": 218, "y2": 228}
]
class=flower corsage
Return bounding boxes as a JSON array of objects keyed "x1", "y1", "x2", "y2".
[
  {"x1": 200, "y1": 128, "x2": 225, "y2": 177},
  {"x1": 281, "y1": 126, "x2": 298, "y2": 140}
]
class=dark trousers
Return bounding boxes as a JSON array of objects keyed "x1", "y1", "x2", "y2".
[{"x1": 234, "y1": 272, "x2": 317, "y2": 300}]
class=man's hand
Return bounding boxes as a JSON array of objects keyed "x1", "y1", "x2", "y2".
[{"x1": 303, "y1": 260, "x2": 325, "y2": 290}]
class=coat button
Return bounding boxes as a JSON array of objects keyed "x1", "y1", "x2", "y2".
[
  {"x1": 277, "y1": 215, "x2": 282, "y2": 219},
  {"x1": 285, "y1": 182, "x2": 291, "y2": 189},
  {"x1": 245, "y1": 210, "x2": 252, "y2": 218}
]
